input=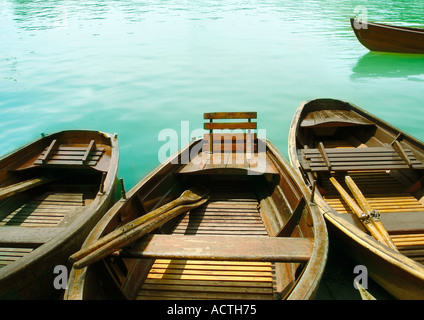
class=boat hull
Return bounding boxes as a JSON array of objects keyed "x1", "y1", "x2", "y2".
[
  {"x1": 350, "y1": 18, "x2": 424, "y2": 54},
  {"x1": 322, "y1": 201, "x2": 424, "y2": 300},
  {"x1": 0, "y1": 130, "x2": 119, "y2": 299},
  {"x1": 65, "y1": 138, "x2": 328, "y2": 300},
  {"x1": 289, "y1": 98, "x2": 424, "y2": 299}
]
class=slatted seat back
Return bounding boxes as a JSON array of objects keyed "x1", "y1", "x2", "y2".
[
  {"x1": 34, "y1": 139, "x2": 105, "y2": 167},
  {"x1": 203, "y1": 112, "x2": 257, "y2": 154}
]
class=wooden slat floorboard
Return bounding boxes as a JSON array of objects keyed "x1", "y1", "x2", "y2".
[
  {"x1": 137, "y1": 181, "x2": 277, "y2": 300},
  {"x1": 0, "y1": 192, "x2": 84, "y2": 227}
]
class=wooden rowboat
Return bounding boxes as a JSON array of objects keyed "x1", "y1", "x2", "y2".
[
  {"x1": 0, "y1": 130, "x2": 119, "y2": 299},
  {"x1": 288, "y1": 98, "x2": 424, "y2": 299},
  {"x1": 65, "y1": 112, "x2": 328, "y2": 300},
  {"x1": 350, "y1": 18, "x2": 424, "y2": 54}
]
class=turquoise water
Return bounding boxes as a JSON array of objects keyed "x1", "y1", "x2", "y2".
[{"x1": 1, "y1": 0, "x2": 424, "y2": 190}]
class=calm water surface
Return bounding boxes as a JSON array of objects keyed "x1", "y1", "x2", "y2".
[{"x1": 1, "y1": 0, "x2": 424, "y2": 299}]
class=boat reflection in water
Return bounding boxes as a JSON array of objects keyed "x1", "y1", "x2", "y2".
[{"x1": 351, "y1": 52, "x2": 424, "y2": 81}]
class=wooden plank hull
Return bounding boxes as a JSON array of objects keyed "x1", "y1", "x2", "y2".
[
  {"x1": 64, "y1": 138, "x2": 328, "y2": 300},
  {"x1": 289, "y1": 98, "x2": 424, "y2": 299},
  {"x1": 351, "y1": 18, "x2": 424, "y2": 54},
  {"x1": 0, "y1": 130, "x2": 119, "y2": 299}
]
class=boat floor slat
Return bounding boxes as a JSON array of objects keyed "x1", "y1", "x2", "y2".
[
  {"x1": 0, "y1": 247, "x2": 34, "y2": 269},
  {"x1": 0, "y1": 192, "x2": 84, "y2": 227},
  {"x1": 137, "y1": 181, "x2": 278, "y2": 300}
]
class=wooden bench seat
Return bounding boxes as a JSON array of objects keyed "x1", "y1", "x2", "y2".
[
  {"x1": 0, "y1": 176, "x2": 57, "y2": 202},
  {"x1": 380, "y1": 211, "x2": 424, "y2": 234},
  {"x1": 178, "y1": 150, "x2": 279, "y2": 175},
  {"x1": 0, "y1": 227, "x2": 65, "y2": 245},
  {"x1": 34, "y1": 139, "x2": 104, "y2": 167},
  {"x1": 300, "y1": 142, "x2": 424, "y2": 172},
  {"x1": 119, "y1": 234, "x2": 313, "y2": 262}
]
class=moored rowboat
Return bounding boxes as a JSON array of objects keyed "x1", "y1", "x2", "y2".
[
  {"x1": 65, "y1": 112, "x2": 328, "y2": 300},
  {"x1": 350, "y1": 18, "x2": 424, "y2": 54},
  {"x1": 0, "y1": 130, "x2": 119, "y2": 299},
  {"x1": 289, "y1": 98, "x2": 424, "y2": 299}
]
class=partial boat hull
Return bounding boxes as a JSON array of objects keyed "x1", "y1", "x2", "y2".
[
  {"x1": 289, "y1": 98, "x2": 424, "y2": 299},
  {"x1": 351, "y1": 18, "x2": 424, "y2": 54},
  {"x1": 0, "y1": 130, "x2": 119, "y2": 299}
]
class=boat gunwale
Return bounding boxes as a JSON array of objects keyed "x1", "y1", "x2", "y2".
[{"x1": 350, "y1": 18, "x2": 424, "y2": 36}]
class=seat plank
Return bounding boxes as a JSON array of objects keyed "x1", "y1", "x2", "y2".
[
  {"x1": 204, "y1": 112, "x2": 257, "y2": 120},
  {"x1": 34, "y1": 143, "x2": 104, "y2": 166},
  {"x1": 204, "y1": 122, "x2": 257, "y2": 130},
  {"x1": 0, "y1": 227, "x2": 65, "y2": 245},
  {"x1": 301, "y1": 146, "x2": 424, "y2": 172},
  {"x1": 120, "y1": 234, "x2": 313, "y2": 262},
  {"x1": 0, "y1": 176, "x2": 57, "y2": 202},
  {"x1": 380, "y1": 211, "x2": 424, "y2": 233}
]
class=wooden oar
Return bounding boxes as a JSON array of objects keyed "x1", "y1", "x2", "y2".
[
  {"x1": 344, "y1": 176, "x2": 399, "y2": 252},
  {"x1": 329, "y1": 176, "x2": 397, "y2": 250},
  {"x1": 72, "y1": 198, "x2": 208, "y2": 269},
  {"x1": 69, "y1": 184, "x2": 209, "y2": 264}
]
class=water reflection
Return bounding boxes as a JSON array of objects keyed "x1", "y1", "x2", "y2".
[{"x1": 351, "y1": 52, "x2": 424, "y2": 80}]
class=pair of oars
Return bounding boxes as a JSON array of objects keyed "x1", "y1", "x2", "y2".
[
  {"x1": 69, "y1": 185, "x2": 210, "y2": 269},
  {"x1": 329, "y1": 176, "x2": 398, "y2": 252}
]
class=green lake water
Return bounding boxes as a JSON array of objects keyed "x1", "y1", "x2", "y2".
[{"x1": 1, "y1": 0, "x2": 424, "y2": 300}]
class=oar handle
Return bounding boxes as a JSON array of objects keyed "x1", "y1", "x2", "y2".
[{"x1": 345, "y1": 176, "x2": 399, "y2": 252}]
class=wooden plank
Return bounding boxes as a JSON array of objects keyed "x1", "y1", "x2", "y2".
[
  {"x1": 0, "y1": 192, "x2": 83, "y2": 227},
  {"x1": 152, "y1": 260, "x2": 273, "y2": 270},
  {"x1": 303, "y1": 147, "x2": 400, "y2": 154},
  {"x1": 304, "y1": 149, "x2": 417, "y2": 157},
  {"x1": 34, "y1": 159, "x2": 98, "y2": 166},
  {"x1": 276, "y1": 198, "x2": 306, "y2": 237},
  {"x1": 309, "y1": 160, "x2": 411, "y2": 167},
  {"x1": 40, "y1": 150, "x2": 104, "y2": 157},
  {"x1": 0, "y1": 176, "x2": 56, "y2": 201},
  {"x1": 380, "y1": 211, "x2": 424, "y2": 233},
  {"x1": 34, "y1": 143, "x2": 104, "y2": 166},
  {"x1": 392, "y1": 140, "x2": 413, "y2": 167},
  {"x1": 121, "y1": 234, "x2": 313, "y2": 262},
  {"x1": 300, "y1": 110, "x2": 373, "y2": 128},
  {"x1": 203, "y1": 142, "x2": 258, "y2": 153},
  {"x1": 203, "y1": 133, "x2": 258, "y2": 142},
  {"x1": 318, "y1": 142, "x2": 331, "y2": 169},
  {"x1": 204, "y1": 122, "x2": 257, "y2": 130},
  {"x1": 38, "y1": 139, "x2": 57, "y2": 164},
  {"x1": 0, "y1": 227, "x2": 65, "y2": 245},
  {"x1": 38, "y1": 154, "x2": 101, "y2": 161},
  {"x1": 0, "y1": 247, "x2": 34, "y2": 268},
  {"x1": 82, "y1": 140, "x2": 96, "y2": 163},
  {"x1": 139, "y1": 257, "x2": 274, "y2": 300},
  {"x1": 204, "y1": 112, "x2": 257, "y2": 120}
]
